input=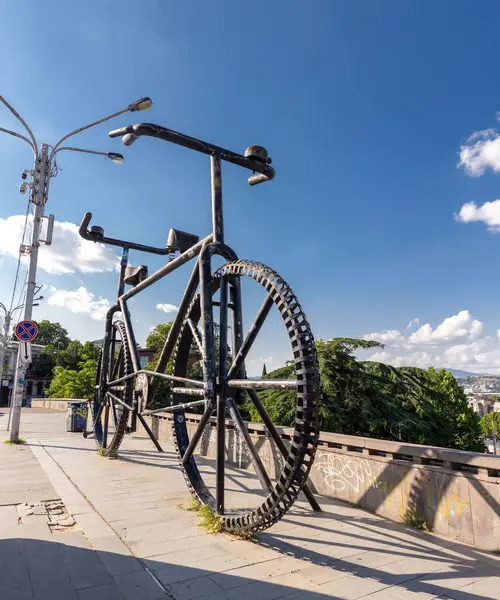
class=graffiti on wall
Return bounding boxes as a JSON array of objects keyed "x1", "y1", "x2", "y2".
[
  {"x1": 314, "y1": 451, "x2": 469, "y2": 520},
  {"x1": 315, "y1": 453, "x2": 373, "y2": 493}
]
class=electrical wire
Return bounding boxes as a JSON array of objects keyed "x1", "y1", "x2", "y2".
[{"x1": 9, "y1": 197, "x2": 32, "y2": 313}]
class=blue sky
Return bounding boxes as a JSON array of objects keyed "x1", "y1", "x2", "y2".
[{"x1": 2, "y1": 1, "x2": 500, "y2": 374}]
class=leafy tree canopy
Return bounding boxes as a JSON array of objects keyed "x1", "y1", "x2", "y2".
[
  {"x1": 480, "y1": 411, "x2": 500, "y2": 438},
  {"x1": 246, "y1": 337, "x2": 484, "y2": 452},
  {"x1": 33, "y1": 320, "x2": 70, "y2": 348}
]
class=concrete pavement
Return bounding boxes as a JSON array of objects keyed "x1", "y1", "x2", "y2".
[{"x1": 1, "y1": 407, "x2": 500, "y2": 599}]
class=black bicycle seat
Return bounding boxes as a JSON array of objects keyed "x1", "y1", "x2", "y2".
[{"x1": 124, "y1": 265, "x2": 148, "y2": 287}]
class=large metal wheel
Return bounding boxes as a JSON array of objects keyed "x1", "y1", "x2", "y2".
[
  {"x1": 172, "y1": 259, "x2": 321, "y2": 532},
  {"x1": 91, "y1": 321, "x2": 133, "y2": 457}
]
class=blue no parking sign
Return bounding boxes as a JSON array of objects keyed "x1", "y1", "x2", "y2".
[{"x1": 15, "y1": 320, "x2": 38, "y2": 342}]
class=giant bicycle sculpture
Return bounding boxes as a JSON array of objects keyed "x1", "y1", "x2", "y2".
[{"x1": 80, "y1": 120, "x2": 321, "y2": 532}]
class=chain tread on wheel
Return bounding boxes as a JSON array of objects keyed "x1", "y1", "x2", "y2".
[
  {"x1": 91, "y1": 320, "x2": 133, "y2": 457},
  {"x1": 171, "y1": 259, "x2": 321, "y2": 532}
]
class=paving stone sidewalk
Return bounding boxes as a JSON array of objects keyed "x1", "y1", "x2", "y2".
[
  {"x1": 1, "y1": 408, "x2": 500, "y2": 600},
  {"x1": 0, "y1": 410, "x2": 163, "y2": 600}
]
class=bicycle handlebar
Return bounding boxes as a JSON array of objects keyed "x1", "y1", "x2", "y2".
[
  {"x1": 109, "y1": 123, "x2": 275, "y2": 186},
  {"x1": 79, "y1": 212, "x2": 172, "y2": 255}
]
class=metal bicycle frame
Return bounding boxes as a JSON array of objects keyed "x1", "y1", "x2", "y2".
[{"x1": 80, "y1": 128, "x2": 275, "y2": 450}]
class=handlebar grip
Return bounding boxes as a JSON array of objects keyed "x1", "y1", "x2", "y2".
[
  {"x1": 248, "y1": 170, "x2": 275, "y2": 186},
  {"x1": 79, "y1": 212, "x2": 92, "y2": 239},
  {"x1": 109, "y1": 126, "x2": 132, "y2": 139}
]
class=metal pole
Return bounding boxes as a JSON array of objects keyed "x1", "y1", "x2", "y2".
[
  {"x1": 10, "y1": 144, "x2": 50, "y2": 443},
  {"x1": 211, "y1": 153, "x2": 223, "y2": 244},
  {"x1": 0, "y1": 312, "x2": 11, "y2": 399}
]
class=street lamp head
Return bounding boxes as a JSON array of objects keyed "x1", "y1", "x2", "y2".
[
  {"x1": 128, "y1": 97, "x2": 153, "y2": 112},
  {"x1": 107, "y1": 152, "x2": 125, "y2": 164}
]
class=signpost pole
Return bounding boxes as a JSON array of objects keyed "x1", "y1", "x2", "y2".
[{"x1": 9, "y1": 321, "x2": 38, "y2": 442}]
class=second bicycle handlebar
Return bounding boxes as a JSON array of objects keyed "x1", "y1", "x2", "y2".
[
  {"x1": 109, "y1": 123, "x2": 276, "y2": 186},
  {"x1": 79, "y1": 212, "x2": 172, "y2": 255}
]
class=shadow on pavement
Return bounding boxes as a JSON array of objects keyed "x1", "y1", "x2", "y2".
[
  {"x1": 258, "y1": 503, "x2": 500, "y2": 600},
  {"x1": 2, "y1": 536, "x2": 342, "y2": 600}
]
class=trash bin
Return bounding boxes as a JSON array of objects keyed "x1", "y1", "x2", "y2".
[{"x1": 66, "y1": 401, "x2": 88, "y2": 432}]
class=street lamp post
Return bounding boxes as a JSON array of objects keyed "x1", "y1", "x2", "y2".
[{"x1": 0, "y1": 94, "x2": 152, "y2": 442}]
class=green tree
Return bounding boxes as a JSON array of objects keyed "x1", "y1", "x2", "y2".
[
  {"x1": 57, "y1": 340, "x2": 83, "y2": 370},
  {"x1": 246, "y1": 338, "x2": 484, "y2": 452},
  {"x1": 32, "y1": 320, "x2": 70, "y2": 348},
  {"x1": 480, "y1": 411, "x2": 500, "y2": 438},
  {"x1": 146, "y1": 323, "x2": 173, "y2": 358},
  {"x1": 47, "y1": 346, "x2": 99, "y2": 400},
  {"x1": 262, "y1": 363, "x2": 267, "y2": 377},
  {"x1": 423, "y1": 368, "x2": 483, "y2": 451},
  {"x1": 145, "y1": 321, "x2": 203, "y2": 377}
]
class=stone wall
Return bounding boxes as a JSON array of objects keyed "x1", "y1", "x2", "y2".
[
  {"x1": 31, "y1": 398, "x2": 86, "y2": 412},
  {"x1": 137, "y1": 412, "x2": 500, "y2": 551}
]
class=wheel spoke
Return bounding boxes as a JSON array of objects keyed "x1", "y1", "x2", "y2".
[
  {"x1": 102, "y1": 400, "x2": 110, "y2": 449},
  {"x1": 142, "y1": 399, "x2": 207, "y2": 415},
  {"x1": 107, "y1": 391, "x2": 134, "y2": 412},
  {"x1": 172, "y1": 387, "x2": 205, "y2": 397},
  {"x1": 227, "y1": 294, "x2": 273, "y2": 379},
  {"x1": 92, "y1": 399, "x2": 105, "y2": 429},
  {"x1": 227, "y1": 379, "x2": 297, "y2": 390},
  {"x1": 111, "y1": 397, "x2": 119, "y2": 428},
  {"x1": 181, "y1": 401, "x2": 215, "y2": 466},
  {"x1": 107, "y1": 370, "x2": 204, "y2": 388},
  {"x1": 247, "y1": 388, "x2": 321, "y2": 512},
  {"x1": 136, "y1": 413, "x2": 163, "y2": 452},
  {"x1": 226, "y1": 397, "x2": 273, "y2": 493}
]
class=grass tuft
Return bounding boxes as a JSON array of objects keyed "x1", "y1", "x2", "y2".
[
  {"x1": 179, "y1": 495, "x2": 259, "y2": 540},
  {"x1": 403, "y1": 514, "x2": 432, "y2": 532},
  {"x1": 198, "y1": 504, "x2": 223, "y2": 534},
  {"x1": 3, "y1": 438, "x2": 26, "y2": 445}
]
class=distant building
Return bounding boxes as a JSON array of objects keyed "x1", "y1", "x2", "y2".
[
  {"x1": 467, "y1": 394, "x2": 500, "y2": 416},
  {"x1": 0, "y1": 342, "x2": 51, "y2": 407}
]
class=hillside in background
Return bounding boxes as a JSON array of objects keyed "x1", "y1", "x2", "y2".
[{"x1": 445, "y1": 368, "x2": 488, "y2": 378}]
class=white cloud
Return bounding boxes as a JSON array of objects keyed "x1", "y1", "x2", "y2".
[
  {"x1": 458, "y1": 128, "x2": 500, "y2": 176},
  {"x1": 0, "y1": 214, "x2": 118, "y2": 274},
  {"x1": 408, "y1": 310, "x2": 482, "y2": 345},
  {"x1": 360, "y1": 310, "x2": 500, "y2": 374},
  {"x1": 364, "y1": 329, "x2": 403, "y2": 343},
  {"x1": 406, "y1": 318, "x2": 420, "y2": 330},
  {"x1": 455, "y1": 200, "x2": 500, "y2": 232},
  {"x1": 156, "y1": 303, "x2": 179, "y2": 314},
  {"x1": 48, "y1": 286, "x2": 111, "y2": 321}
]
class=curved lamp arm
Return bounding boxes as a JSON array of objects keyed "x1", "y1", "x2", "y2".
[
  {"x1": 52, "y1": 146, "x2": 124, "y2": 163},
  {"x1": 0, "y1": 94, "x2": 38, "y2": 156},
  {"x1": 50, "y1": 97, "x2": 152, "y2": 161},
  {"x1": 0, "y1": 127, "x2": 36, "y2": 157},
  {"x1": 50, "y1": 108, "x2": 128, "y2": 160}
]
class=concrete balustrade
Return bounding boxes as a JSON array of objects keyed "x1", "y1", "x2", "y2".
[{"x1": 31, "y1": 399, "x2": 500, "y2": 551}]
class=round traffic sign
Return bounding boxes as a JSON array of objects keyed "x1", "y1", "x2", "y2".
[{"x1": 15, "y1": 320, "x2": 38, "y2": 342}]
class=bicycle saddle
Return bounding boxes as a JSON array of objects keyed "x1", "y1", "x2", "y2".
[{"x1": 124, "y1": 265, "x2": 148, "y2": 287}]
